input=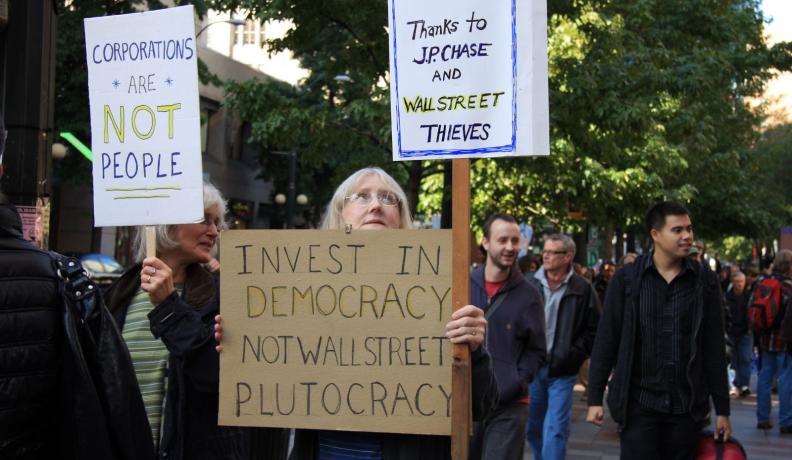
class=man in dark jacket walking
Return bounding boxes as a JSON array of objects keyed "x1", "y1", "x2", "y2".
[
  {"x1": 587, "y1": 202, "x2": 731, "y2": 460},
  {"x1": 470, "y1": 213, "x2": 547, "y2": 460},
  {"x1": 525, "y1": 234, "x2": 600, "y2": 460},
  {"x1": 0, "y1": 124, "x2": 63, "y2": 459}
]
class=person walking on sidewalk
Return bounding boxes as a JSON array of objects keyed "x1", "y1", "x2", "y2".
[
  {"x1": 752, "y1": 249, "x2": 792, "y2": 434},
  {"x1": 586, "y1": 201, "x2": 731, "y2": 460},
  {"x1": 470, "y1": 213, "x2": 547, "y2": 460},
  {"x1": 725, "y1": 271, "x2": 752, "y2": 397},
  {"x1": 525, "y1": 234, "x2": 600, "y2": 460}
]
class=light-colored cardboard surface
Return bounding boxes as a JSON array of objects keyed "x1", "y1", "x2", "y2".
[
  {"x1": 219, "y1": 229, "x2": 453, "y2": 435},
  {"x1": 388, "y1": 0, "x2": 549, "y2": 160},
  {"x1": 85, "y1": 6, "x2": 204, "y2": 226}
]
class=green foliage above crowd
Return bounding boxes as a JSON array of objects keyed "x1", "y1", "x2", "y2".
[
  {"x1": 193, "y1": 0, "x2": 791, "y2": 238},
  {"x1": 54, "y1": 0, "x2": 167, "y2": 184},
  {"x1": 55, "y1": 0, "x2": 792, "y2": 239}
]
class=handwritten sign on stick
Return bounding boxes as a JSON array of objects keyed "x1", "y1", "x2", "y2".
[
  {"x1": 388, "y1": 0, "x2": 549, "y2": 160},
  {"x1": 219, "y1": 230, "x2": 453, "y2": 435},
  {"x1": 85, "y1": 5, "x2": 203, "y2": 226}
]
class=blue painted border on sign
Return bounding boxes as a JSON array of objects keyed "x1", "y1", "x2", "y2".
[{"x1": 391, "y1": 1, "x2": 518, "y2": 158}]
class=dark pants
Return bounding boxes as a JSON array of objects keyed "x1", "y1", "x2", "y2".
[
  {"x1": 470, "y1": 402, "x2": 529, "y2": 460},
  {"x1": 619, "y1": 404, "x2": 699, "y2": 460}
]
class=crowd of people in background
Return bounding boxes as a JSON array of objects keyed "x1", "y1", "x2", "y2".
[{"x1": 3, "y1": 153, "x2": 792, "y2": 459}]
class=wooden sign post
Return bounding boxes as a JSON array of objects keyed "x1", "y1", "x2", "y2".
[
  {"x1": 450, "y1": 159, "x2": 472, "y2": 459},
  {"x1": 385, "y1": 1, "x2": 550, "y2": 456}
]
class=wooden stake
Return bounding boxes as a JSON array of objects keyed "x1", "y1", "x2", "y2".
[
  {"x1": 146, "y1": 226, "x2": 156, "y2": 259},
  {"x1": 451, "y1": 158, "x2": 472, "y2": 460}
]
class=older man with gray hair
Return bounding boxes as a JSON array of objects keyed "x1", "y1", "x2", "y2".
[{"x1": 526, "y1": 234, "x2": 600, "y2": 460}]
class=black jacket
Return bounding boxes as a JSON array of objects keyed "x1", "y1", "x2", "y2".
[
  {"x1": 527, "y1": 270, "x2": 600, "y2": 377},
  {"x1": 470, "y1": 265, "x2": 547, "y2": 404},
  {"x1": 587, "y1": 253, "x2": 730, "y2": 429},
  {"x1": 724, "y1": 289, "x2": 750, "y2": 338},
  {"x1": 104, "y1": 264, "x2": 288, "y2": 460},
  {"x1": 1, "y1": 200, "x2": 154, "y2": 460},
  {"x1": 0, "y1": 201, "x2": 61, "y2": 459}
]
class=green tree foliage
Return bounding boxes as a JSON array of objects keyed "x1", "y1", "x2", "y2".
[
  {"x1": 54, "y1": 0, "x2": 166, "y2": 184},
  {"x1": 708, "y1": 235, "x2": 755, "y2": 266},
  {"x1": 190, "y1": 0, "x2": 433, "y2": 223},
  {"x1": 191, "y1": 0, "x2": 791, "y2": 235}
]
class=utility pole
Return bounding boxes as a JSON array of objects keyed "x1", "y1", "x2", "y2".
[{"x1": 0, "y1": 0, "x2": 57, "y2": 207}]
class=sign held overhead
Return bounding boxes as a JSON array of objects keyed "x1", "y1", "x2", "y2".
[
  {"x1": 388, "y1": 0, "x2": 549, "y2": 160},
  {"x1": 85, "y1": 5, "x2": 203, "y2": 226}
]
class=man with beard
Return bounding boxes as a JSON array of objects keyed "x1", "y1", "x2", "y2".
[
  {"x1": 469, "y1": 213, "x2": 547, "y2": 460},
  {"x1": 525, "y1": 234, "x2": 600, "y2": 460},
  {"x1": 587, "y1": 202, "x2": 731, "y2": 460}
]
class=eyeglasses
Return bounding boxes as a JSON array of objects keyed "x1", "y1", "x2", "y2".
[
  {"x1": 542, "y1": 250, "x2": 568, "y2": 256},
  {"x1": 199, "y1": 214, "x2": 223, "y2": 229},
  {"x1": 345, "y1": 191, "x2": 400, "y2": 207}
]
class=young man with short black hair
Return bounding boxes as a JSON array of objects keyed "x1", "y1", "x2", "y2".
[{"x1": 586, "y1": 201, "x2": 731, "y2": 460}]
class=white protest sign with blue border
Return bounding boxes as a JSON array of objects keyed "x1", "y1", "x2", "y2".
[
  {"x1": 85, "y1": 5, "x2": 203, "y2": 226},
  {"x1": 388, "y1": 0, "x2": 549, "y2": 160}
]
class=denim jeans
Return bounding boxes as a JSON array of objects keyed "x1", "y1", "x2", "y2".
[
  {"x1": 756, "y1": 350, "x2": 792, "y2": 427},
  {"x1": 730, "y1": 334, "x2": 753, "y2": 389},
  {"x1": 526, "y1": 366, "x2": 578, "y2": 460},
  {"x1": 470, "y1": 401, "x2": 529, "y2": 460}
]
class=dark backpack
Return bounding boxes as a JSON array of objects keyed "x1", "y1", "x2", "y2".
[{"x1": 748, "y1": 275, "x2": 790, "y2": 332}]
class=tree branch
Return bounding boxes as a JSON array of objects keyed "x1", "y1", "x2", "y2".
[{"x1": 327, "y1": 15, "x2": 387, "y2": 79}]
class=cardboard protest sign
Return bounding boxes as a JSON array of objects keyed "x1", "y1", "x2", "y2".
[
  {"x1": 85, "y1": 6, "x2": 203, "y2": 226},
  {"x1": 219, "y1": 230, "x2": 453, "y2": 435},
  {"x1": 388, "y1": 0, "x2": 549, "y2": 160}
]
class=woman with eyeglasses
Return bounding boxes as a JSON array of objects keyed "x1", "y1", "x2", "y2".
[
  {"x1": 215, "y1": 167, "x2": 495, "y2": 459},
  {"x1": 104, "y1": 182, "x2": 287, "y2": 460}
]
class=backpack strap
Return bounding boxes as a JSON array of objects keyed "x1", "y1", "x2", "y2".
[
  {"x1": 51, "y1": 252, "x2": 99, "y2": 319},
  {"x1": 484, "y1": 292, "x2": 508, "y2": 320}
]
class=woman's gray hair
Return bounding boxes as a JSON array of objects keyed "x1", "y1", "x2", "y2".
[
  {"x1": 320, "y1": 167, "x2": 412, "y2": 230},
  {"x1": 132, "y1": 181, "x2": 227, "y2": 262}
]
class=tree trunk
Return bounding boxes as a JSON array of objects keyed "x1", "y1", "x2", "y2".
[
  {"x1": 440, "y1": 160, "x2": 453, "y2": 229},
  {"x1": 626, "y1": 228, "x2": 637, "y2": 253},
  {"x1": 573, "y1": 230, "x2": 587, "y2": 266},
  {"x1": 406, "y1": 161, "x2": 423, "y2": 222},
  {"x1": 615, "y1": 226, "x2": 625, "y2": 262},
  {"x1": 601, "y1": 224, "x2": 615, "y2": 262}
]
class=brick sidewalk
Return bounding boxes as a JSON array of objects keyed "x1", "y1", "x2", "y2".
[{"x1": 524, "y1": 387, "x2": 792, "y2": 460}]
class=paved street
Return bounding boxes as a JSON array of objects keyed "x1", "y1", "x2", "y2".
[{"x1": 524, "y1": 386, "x2": 792, "y2": 460}]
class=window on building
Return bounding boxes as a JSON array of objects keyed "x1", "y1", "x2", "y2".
[
  {"x1": 235, "y1": 19, "x2": 265, "y2": 45},
  {"x1": 243, "y1": 19, "x2": 257, "y2": 45}
]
